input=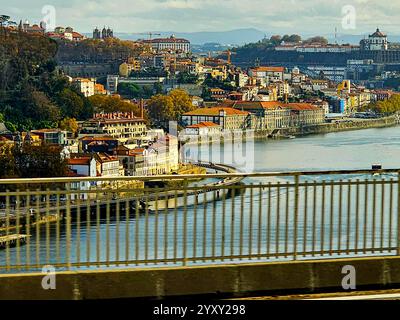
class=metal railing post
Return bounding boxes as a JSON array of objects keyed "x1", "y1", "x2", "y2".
[
  {"x1": 397, "y1": 171, "x2": 400, "y2": 255},
  {"x1": 293, "y1": 174, "x2": 300, "y2": 260}
]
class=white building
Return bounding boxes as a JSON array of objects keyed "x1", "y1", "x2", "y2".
[
  {"x1": 143, "y1": 35, "x2": 191, "y2": 53},
  {"x1": 184, "y1": 122, "x2": 221, "y2": 136},
  {"x1": 248, "y1": 66, "x2": 285, "y2": 84},
  {"x1": 72, "y1": 78, "x2": 95, "y2": 97},
  {"x1": 360, "y1": 28, "x2": 388, "y2": 51}
]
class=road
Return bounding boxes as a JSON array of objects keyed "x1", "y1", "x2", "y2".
[{"x1": 236, "y1": 289, "x2": 400, "y2": 300}]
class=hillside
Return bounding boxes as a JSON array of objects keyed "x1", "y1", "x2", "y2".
[
  {"x1": 56, "y1": 37, "x2": 151, "y2": 63},
  {"x1": 111, "y1": 28, "x2": 266, "y2": 46},
  {"x1": 0, "y1": 29, "x2": 92, "y2": 131}
]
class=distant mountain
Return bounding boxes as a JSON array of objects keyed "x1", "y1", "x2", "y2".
[
  {"x1": 111, "y1": 28, "x2": 266, "y2": 46},
  {"x1": 324, "y1": 33, "x2": 400, "y2": 45}
]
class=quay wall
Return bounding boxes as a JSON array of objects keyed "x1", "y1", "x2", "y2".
[
  {"x1": 181, "y1": 115, "x2": 399, "y2": 146},
  {"x1": 279, "y1": 115, "x2": 399, "y2": 137},
  {"x1": 2, "y1": 255, "x2": 400, "y2": 299}
]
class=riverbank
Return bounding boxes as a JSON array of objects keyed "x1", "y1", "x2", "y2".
[
  {"x1": 180, "y1": 114, "x2": 400, "y2": 146},
  {"x1": 279, "y1": 114, "x2": 400, "y2": 137}
]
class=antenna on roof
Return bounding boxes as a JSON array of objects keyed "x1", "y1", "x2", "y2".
[{"x1": 334, "y1": 27, "x2": 338, "y2": 45}]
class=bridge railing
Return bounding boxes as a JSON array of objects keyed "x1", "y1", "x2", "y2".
[{"x1": 0, "y1": 168, "x2": 399, "y2": 273}]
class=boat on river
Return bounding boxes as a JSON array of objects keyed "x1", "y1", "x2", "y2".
[{"x1": 0, "y1": 234, "x2": 30, "y2": 249}]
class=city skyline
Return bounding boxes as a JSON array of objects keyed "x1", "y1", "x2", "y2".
[{"x1": 4, "y1": 0, "x2": 400, "y2": 36}]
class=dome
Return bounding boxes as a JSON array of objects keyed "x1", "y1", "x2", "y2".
[{"x1": 371, "y1": 28, "x2": 386, "y2": 38}]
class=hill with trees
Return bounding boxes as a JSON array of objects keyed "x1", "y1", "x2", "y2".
[
  {"x1": 0, "y1": 27, "x2": 93, "y2": 131},
  {"x1": 231, "y1": 34, "x2": 329, "y2": 66},
  {"x1": 56, "y1": 37, "x2": 152, "y2": 63}
]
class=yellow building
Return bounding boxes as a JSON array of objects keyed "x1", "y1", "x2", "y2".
[
  {"x1": 80, "y1": 112, "x2": 147, "y2": 143},
  {"x1": 119, "y1": 60, "x2": 141, "y2": 77}
]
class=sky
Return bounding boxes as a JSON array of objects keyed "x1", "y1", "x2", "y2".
[{"x1": 3, "y1": 0, "x2": 400, "y2": 36}]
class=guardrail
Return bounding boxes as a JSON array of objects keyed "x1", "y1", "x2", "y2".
[{"x1": 0, "y1": 167, "x2": 399, "y2": 273}]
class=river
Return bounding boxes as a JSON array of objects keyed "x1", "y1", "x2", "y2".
[{"x1": 2, "y1": 126, "x2": 400, "y2": 272}]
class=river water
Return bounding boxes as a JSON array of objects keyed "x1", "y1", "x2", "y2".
[{"x1": 2, "y1": 126, "x2": 400, "y2": 272}]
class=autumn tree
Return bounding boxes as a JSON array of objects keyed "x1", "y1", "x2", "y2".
[
  {"x1": 169, "y1": 89, "x2": 195, "y2": 117},
  {"x1": 146, "y1": 89, "x2": 194, "y2": 126},
  {"x1": 89, "y1": 95, "x2": 141, "y2": 115},
  {"x1": 59, "y1": 117, "x2": 78, "y2": 133},
  {"x1": 366, "y1": 94, "x2": 400, "y2": 115},
  {"x1": 304, "y1": 36, "x2": 329, "y2": 45},
  {"x1": 147, "y1": 94, "x2": 174, "y2": 125},
  {"x1": 0, "y1": 143, "x2": 68, "y2": 179}
]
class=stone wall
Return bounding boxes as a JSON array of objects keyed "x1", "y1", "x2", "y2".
[{"x1": 2, "y1": 256, "x2": 400, "y2": 299}]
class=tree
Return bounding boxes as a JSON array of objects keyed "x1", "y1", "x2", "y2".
[
  {"x1": 59, "y1": 117, "x2": 78, "y2": 133},
  {"x1": 147, "y1": 94, "x2": 175, "y2": 125},
  {"x1": 146, "y1": 89, "x2": 194, "y2": 125},
  {"x1": 118, "y1": 83, "x2": 142, "y2": 98},
  {"x1": 168, "y1": 89, "x2": 195, "y2": 117},
  {"x1": 89, "y1": 95, "x2": 141, "y2": 115},
  {"x1": 270, "y1": 35, "x2": 282, "y2": 46},
  {"x1": 282, "y1": 34, "x2": 302, "y2": 43},
  {"x1": 0, "y1": 143, "x2": 68, "y2": 178},
  {"x1": 57, "y1": 88, "x2": 85, "y2": 119},
  {"x1": 153, "y1": 82, "x2": 163, "y2": 94},
  {"x1": 31, "y1": 90, "x2": 61, "y2": 122},
  {"x1": 0, "y1": 15, "x2": 10, "y2": 28},
  {"x1": 0, "y1": 25, "x2": 91, "y2": 130},
  {"x1": 363, "y1": 94, "x2": 400, "y2": 115},
  {"x1": 304, "y1": 36, "x2": 328, "y2": 45},
  {"x1": 177, "y1": 72, "x2": 199, "y2": 84},
  {"x1": 13, "y1": 143, "x2": 68, "y2": 178},
  {"x1": 142, "y1": 85, "x2": 154, "y2": 98}
]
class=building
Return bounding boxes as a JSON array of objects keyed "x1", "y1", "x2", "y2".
[
  {"x1": 47, "y1": 26, "x2": 84, "y2": 42},
  {"x1": 79, "y1": 136, "x2": 119, "y2": 154},
  {"x1": 19, "y1": 20, "x2": 45, "y2": 35},
  {"x1": 248, "y1": 66, "x2": 285, "y2": 84},
  {"x1": 96, "y1": 153, "x2": 120, "y2": 177},
  {"x1": 223, "y1": 101, "x2": 291, "y2": 130},
  {"x1": 184, "y1": 122, "x2": 222, "y2": 135},
  {"x1": 67, "y1": 156, "x2": 97, "y2": 200},
  {"x1": 209, "y1": 88, "x2": 227, "y2": 101},
  {"x1": 107, "y1": 75, "x2": 119, "y2": 94},
  {"x1": 360, "y1": 28, "x2": 388, "y2": 51},
  {"x1": 116, "y1": 135, "x2": 179, "y2": 176},
  {"x1": 80, "y1": 112, "x2": 147, "y2": 143},
  {"x1": 30, "y1": 129, "x2": 68, "y2": 145},
  {"x1": 373, "y1": 89, "x2": 396, "y2": 101},
  {"x1": 93, "y1": 27, "x2": 114, "y2": 39},
  {"x1": 286, "y1": 103, "x2": 325, "y2": 127},
  {"x1": 94, "y1": 83, "x2": 107, "y2": 95},
  {"x1": 68, "y1": 155, "x2": 97, "y2": 177},
  {"x1": 119, "y1": 61, "x2": 140, "y2": 77},
  {"x1": 181, "y1": 107, "x2": 250, "y2": 130},
  {"x1": 223, "y1": 101, "x2": 325, "y2": 129},
  {"x1": 142, "y1": 35, "x2": 190, "y2": 53},
  {"x1": 72, "y1": 78, "x2": 96, "y2": 97}
]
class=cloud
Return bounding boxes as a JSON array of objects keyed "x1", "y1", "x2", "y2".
[{"x1": 3, "y1": 0, "x2": 400, "y2": 35}]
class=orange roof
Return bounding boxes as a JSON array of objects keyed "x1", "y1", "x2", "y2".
[
  {"x1": 222, "y1": 101, "x2": 320, "y2": 111},
  {"x1": 183, "y1": 107, "x2": 249, "y2": 117},
  {"x1": 80, "y1": 136, "x2": 116, "y2": 141},
  {"x1": 97, "y1": 153, "x2": 118, "y2": 163},
  {"x1": 68, "y1": 158, "x2": 91, "y2": 165},
  {"x1": 251, "y1": 66, "x2": 285, "y2": 73},
  {"x1": 72, "y1": 32, "x2": 84, "y2": 38},
  {"x1": 187, "y1": 122, "x2": 220, "y2": 129},
  {"x1": 210, "y1": 88, "x2": 225, "y2": 92}
]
